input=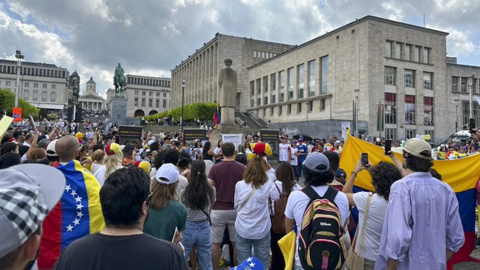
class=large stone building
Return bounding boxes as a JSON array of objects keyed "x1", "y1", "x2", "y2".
[
  {"x1": 0, "y1": 59, "x2": 70, "y2": 110},
  {"x1": 79, "y1": 77, "x2": 106, "y2": 112},
  {"x1": 171, "y1": 16, "x2": 480, "y2": 143},
  {"x1": 109, "y1": 74, "x2": 172, "y2": 118}
]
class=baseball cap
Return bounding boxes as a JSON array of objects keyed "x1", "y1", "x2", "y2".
[
  {"x1": 252, "y1": 142, "x2": 272, "y2": 157},
  {"x1": 403, "y1": 138, "x2": 432, "y2": 160},
  {"x1": 155, "y1": 163, "x2": 179, "y2": 185},
  {"x1": 335, "y1": 168, "x2": 347, "y2": 178},
  {"x1": 138, "y1": 161, "x2": 151, "y2": 174},
  {"x1": 303, "y1": 152, "x2": 330, "y2": 173},
  {"x1": 0, "y1": 164, "x2": 65, "y2": 258},
  {"x1": 46, "y1": 139, "x2": 58, "y2": 157},
  {"x1": 105, "y1": 143, "x2": 121, "y2": 156},
  {"x1": 147, "y1": 139, "x2": 155, "y2": 146},
  {"x1": 75, "y1": 132, "x2": 83, "y2": 139}
]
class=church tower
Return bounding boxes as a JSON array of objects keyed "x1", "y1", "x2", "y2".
[{"x1": 85, "y1": 77, "x2": 97, "y2": 94}]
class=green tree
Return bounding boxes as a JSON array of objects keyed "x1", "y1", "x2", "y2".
[
  {"x1": 144, "y1": 102, "x2": 219, "y2": 122},
  {"x1": 0, "y1": 89, "x2": 39, "y2": 118}
]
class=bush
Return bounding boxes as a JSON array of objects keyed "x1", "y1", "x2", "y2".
[
  {"x1": 144, "y1": 102, "x2": 220, "y2": 122},
  {"x1": 0, "y1": 89, "x2": 39, "y2": 118}
]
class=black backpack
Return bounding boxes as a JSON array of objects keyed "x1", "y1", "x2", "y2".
[{"x1": 298, "y1": 186, "x2": 346, "y2": 270}]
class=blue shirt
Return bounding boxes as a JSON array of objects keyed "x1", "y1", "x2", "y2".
[
  {"x1": 375, "y1": 172, "x2": 465, "y2": 270},
  {"x1": 297, "y1": 143, "x2": 308, "y2": 164}
]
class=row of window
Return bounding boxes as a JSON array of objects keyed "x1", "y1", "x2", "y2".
[
  {"x1": 127, "y1": 77, "x2": 170, "y2": 87},
  {"x1": 134, "y1": 98, "x2": 167, "y2": 108},
  {"x1": 451, "y1": 77, "x2": 480, "y2": 94},
  {"x1": 384, "y1": 93, "x2": 434, "y2": 126},
  {"x1": 386, "y1": 41, "x2": 430, "y2": 64},
  {"x1": 0, "y1": 80, "x2": 58, "y2": 90},
  {"x1": 255, "y1": 99, "x2": 327, "y2": 118},
  {"x1": 253, "y1": 50, "x2": 277, "y2": 59},
  {"x1": 384, "y1": 66, "x2": 433, "y2": 90},
  {"x1": 250, "y1": 56, "x2": 329, "y2": 108},
  {"x1": 23, "y1": 90, "x2": 56, "y2": 102},
  {"x1": 0, "y1": 65, "x2": 67, "y2": 78},
  {"x1": 384, "y1": 128, "x2": 434, "y2": 142},
  {"x1": 134, "y1": 90, "x2": 168, "y2": 98}
]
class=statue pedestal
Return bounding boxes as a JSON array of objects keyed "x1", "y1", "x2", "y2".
[
  {"x1": 220, "y1": 107, "x2": 235, "y2": 126},
  {"x1": 110, "y1": 97, "x2": 128, "y2": 126}
]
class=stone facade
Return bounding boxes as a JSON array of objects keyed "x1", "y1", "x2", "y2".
[
  {"x1": 0, "y1": 59, "x2": 69, "y2": 110},
  {"x1": 123, "y1": 75, "x2": 171, "y2": 118},
  {"x1": 79, "y1": 77, "x2": 106, "y2": 111}
]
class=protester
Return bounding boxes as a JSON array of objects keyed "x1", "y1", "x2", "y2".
[
  {"x1": 0, "y1": 152, "x2": 22, "y2": 169},
  {"x1": 181, "y1": 160, "x2": 216, "y2": 270},
  {"x1": 375, "y1": 138, "x2": 465, "y2": 270},
  {"x1": 0, "y1": 164, "x2": 65, "y2": 270},
  {"x1": 91, "y1": 149, "x2": 105, "y2": 175},
  {"x1": 290, "y1": 140, "x2": 299, "y2": 181},
  {"x1": 208, "y1": 142, "x2": 246, "y2": 270},
  {"x1": 163, "y1": 149, "x2": 189, "y2": 199},
  {"x1": 343, "y1": 160, "x2": 402, "y2": 269},
  {"x1": 53, "y1": 167, "x2": 189, "y2": 270},
  {"x1": 0, "y1": 141, "x2": 19, "y2": 156},
  {"x1": 213, "y1": 140, "x2": 223, "y2": 164},
  {"x1": 279, "y1": 137, "x2": 290, "y2": 163},
  {"x1": 143, "y1": 163, "x2": 187, "y2": 242},
  {"x1": 94, "y1": 143, "x2": 123, "y2": 186}
]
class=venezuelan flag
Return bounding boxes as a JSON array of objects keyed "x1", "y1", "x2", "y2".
[
  {"x1": 339, "y1": 133, "x2": 480, "y2": 267},
  {"x1": 38, "y1": 160, "x2": 104, "y2": 269}
]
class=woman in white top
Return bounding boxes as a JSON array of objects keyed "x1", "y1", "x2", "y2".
[
  {"x1": 213, "y1": 140, "x2": 223, "y2": 163},
  {"x1": 94, "y1": 143, "x2": 123, "y2": 186},
  {"x1": 90, "y1": 149, "x2": 105, "y2": 175},
  {"x1": 343, "y1": 159, "x2": 402, "y2": 269},
  {"x1": 234, "y1": 153, "x2": 273, "y2": 270}
]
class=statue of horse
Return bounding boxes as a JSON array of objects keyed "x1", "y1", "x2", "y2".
[{"x1": 113, "y1": 63, "x2": 126, "y2": 97}]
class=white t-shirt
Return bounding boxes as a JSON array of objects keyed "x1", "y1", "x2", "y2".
[
  {"x1": 290, "y1": 148, "x2": 298, "y2": 166},
  {"x1": 234, "y1": 176, "x2": 274, "y2": 240},
  {"x1": 352, "y1": 192, "x2": 388, "y2": 261},
  {"x1": 279, "y1": 143, "x2": 289, "y2": 162},
  {"x1": 285, "y1": 186, "x2": 349, "y2": 267},
  {"x1": 176, "y1": 174, "x2": 188, "y2": 200}
]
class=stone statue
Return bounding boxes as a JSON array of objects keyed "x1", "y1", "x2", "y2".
[
  {"x1": 218, "y1": 58, "x2": 237, "y2": 108},
  {"x1": 113, "y1": 63, "x2": 126, "y2": 97}
]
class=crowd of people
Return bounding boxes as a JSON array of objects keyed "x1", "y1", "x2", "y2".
[{"x1": 1, "y1": 119, "x2": 480, "y2": 270}]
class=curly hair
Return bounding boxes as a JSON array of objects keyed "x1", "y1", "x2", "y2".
[
  {"x1": 369, "y1": 161, "x2": 402, "y2": 201},
  {"x1": 303, "y1": 166, "x2": 334, "y2": 187}
]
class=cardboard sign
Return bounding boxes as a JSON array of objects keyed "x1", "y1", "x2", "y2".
[
  {"x1": 0, "y1": 116, "x2": 13, "y2": 142},
  {"x1": 184, "y1": 129, "x2": 207, "y2": 141},
  {"x1": 118, "y1": 126, "x2": 142, "y2": 145},
  {"x1": 13, "y1": 107, "x2": 22, "y2": 122}
]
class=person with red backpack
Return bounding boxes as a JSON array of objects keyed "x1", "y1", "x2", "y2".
[{"x1": 285, "y1": 153, "x2": 349, "y2": 270}]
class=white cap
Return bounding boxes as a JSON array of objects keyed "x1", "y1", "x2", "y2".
[{"x1": 155, "y1": 164, "x2": 180, "y2": 185}]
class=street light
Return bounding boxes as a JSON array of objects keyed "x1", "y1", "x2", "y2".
[
  {"x1": 454, "y1": 98, "x2": 459, "y2": 132},
  {"x1": 468, "y1": 75, "x2": 474, "y2": 119},
  {"x1": 14, "y1": 50, "x2": 24, "y2": 108},
  {"x1": 354, "y1": 89, "x2": 359, "y2": 137},
  {"x1": 181, "y1": 80, "x2": 186, "y2": 141},
  {"x1": 306, "y1": 101, "x2": 310, "y2": 122}
]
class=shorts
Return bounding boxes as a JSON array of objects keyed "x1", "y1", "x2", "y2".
[{"x1": 210, "y1": 209, "x2": 237, "y2": 244}]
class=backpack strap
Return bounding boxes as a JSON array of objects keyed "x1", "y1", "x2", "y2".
[{"x1": 302, "y1": 186, "x2": 339, "y2": 207}]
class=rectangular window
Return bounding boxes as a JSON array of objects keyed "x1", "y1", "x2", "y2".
[
  {"x1": 405, "y1": 44, "x2": 412, "y2": 61},
  {"x1": 278, "y1": 106, "x2": 283, "y2": 115},
  {"x1": 263, "y1": 108, "x2": 266, "y2": 117},
  {"x1": 51, "y1": 84, "x2": 56, "y2": 89},
  {"x1": 256, "y1": 79, "x2": 261, "y2": 95},
  {"x1": 414, "y1": 46, "x2": 420, "y2": 62},
  {"x1": 297, "y1": 103, "x2": 302, "y2": 113},
  {"x1": 134, "y1": 98, "x2": 138, "y2": 106},
  {"x1": 384, "y1": 66, "x2": 396, "y2": 85},
  {"x1": 287, "y1": 104, "x2": 292, "y2": 114},
  {"x1": 423, "y1": 48, "x2": 430, "y2": 64},
  {"x1": 141, "y1": 98, "x2": 146, "y2": 107},
  {"x1": 385, "y1": 93, "x2": 397, "y2": 124},
  {"x1": 308, "y1": 101, "x2": 313, "y2": 112},
  {"x1": 386, "y1": 41, "x2": 393, "y2": 57},
  {"x1": 405, "y1": 95, "x2": 416, "y2": 125},
  {"x1": 395, "y1": 43, "x2": 402, "y2": 59},
  {"x1": 163, "y1": 93, "x2": 167, "y2": 97},
  {"x1": 279, "y1": 71, "x2": 285, "y2": 102},
  {"x1": 43, "y1": 83, "x2": 47, "y2": 89},
  {"x1": 385, "y1": 128, "x2": 396, "y2": 141},
  {"x1": 287, "y1": 68, "x2": 294, "y2": 100},
  {"x1": 308, "y1": 60, "x2": 316, "y2": 97},
  {"x1": 270, "y1": 107, "x2": 274, "y2": 116},
  {"x1": 406, "y1": 129, "x2": 416, "y2": 139},
  {"x1": 142, "y1": 91, "x2": 146, "y2": 96},
  {"x1": 24, "y1": 90, "x2": 29, "y2": 100},
  {"x1": 250, "y1": 81, "x2": 255, "y2": 107},
  {"x1": 298, "y1": 64, "x2": 304, "y2": 99},
  {"x1": 6, "y1": 81, "x2": 10, "y2": 86},
  {"x1": 264, "y1": 96, "x2": 268, "y2": 105},
  {"x1": 423, "y1": 72, "x2": 433, "y2": 90},
  {"x1": 42, "y1": 91, "x2": 47, "y2": 101},
  {"x1": 24, "y1": 82, "x2": 29, "y2": 88},
  {"x1": 424, "y1": 97, "x2": 434, "y2": 126},
  {"x1": 149, "y1": 99, "x2": 153, "y2": 107},
  {"x1": 451, "y1": 77, "x2": 459, "y2": 92},
  {"x1": 405, "y1": 69, "x2": 415, "y2": 88},
  {"x1": 50, "y1": 91, "x2": 56, "y2": 102},
  {"x1": 257, "y1": 98, "x2": 261, "y2": 106},
  {"x1": 320, "y1": 99, "x2": 326, "y2": 111},
  {"x1": 461, "y1": 77, "x2": 467, "y2": 93},
  {"x1": 156, "y1": 92, "x2": 160, "y2": 97},
  {"x1": 263, "y1": 76, "x2": 268, "y2": 93},
  {"x1": 163, "y1": 100, "x2": 167, "y2": 108},
  {"x1": 135, "y1": 90, "x2": 139, "y2": 95},
  {"x1": 149, "y1": 92, "x2": 153, "y2": 96},
  {"x1": 270, "y1": 73, "x2": 276, "y2": 104},
  {"x1": 33, "y1": 90, "x2": 38, "y2": 101},
  {"x1": 321, "y1": 56, "x2": 328, "y2": 94},
  {"x1": 156, "y1": 100, "x2": 159, "y2": 108}
]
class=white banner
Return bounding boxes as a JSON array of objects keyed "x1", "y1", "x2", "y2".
[
  {"x1": 341, "y1": 122, "x2": 351, "y2": 139},
  {"x1": 222, "y1": 134, "x2": 243, "y2": 150}
]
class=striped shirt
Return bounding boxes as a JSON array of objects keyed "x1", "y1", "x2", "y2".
[{"x1": 181, "y1": 188, "x2": 216, "y2": 221}]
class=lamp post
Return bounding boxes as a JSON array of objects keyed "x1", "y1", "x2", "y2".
[
  {"x1": 306, "y1": 101, "x2": 310, "y2": 122},
  {"x1": 181, "y1": 80, "x2": 186, "y2": 141},
  {"x1": 354, "y1": 89, "x2": 359, "y2": 137},
  {"x1": 455, "y1": 98, "x2": 459, "y2": 132},
  {"x1": 14, "y1": 50, "x2": 24, "y2": 108},
  {"x1": 468, "y1": 75, "x2": 474, "y2": 119}
]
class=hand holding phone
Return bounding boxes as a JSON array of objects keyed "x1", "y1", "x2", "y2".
[
  {"x1": 469, "y1": 118, "x2": 475, "y2": 132},
  {"x1": 361, "y1": 153, "x2": 369, "y2": 167},
  {"x1": 385, "y1": 139, "x2": 392, "y2": 155}
]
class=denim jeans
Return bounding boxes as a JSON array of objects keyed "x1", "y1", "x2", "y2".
[
  {"x1": 181, "y1": 220, "x2": 213, "y2": 270},
  {"x1": 235, "y1": 231, "x2": 270, "y2": 270}
]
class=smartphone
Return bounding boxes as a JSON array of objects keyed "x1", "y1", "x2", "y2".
[
  {"x1": 385, "y1": 139, "x2": 392, "y2": 155},
  {"x1": 469, "y1": 118, "x2": 475, "y2": 132},
  {"x1": 361, "y1": 153, "x2": 369, "y2": 167}
]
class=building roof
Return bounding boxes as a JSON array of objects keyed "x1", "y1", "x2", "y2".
[
  {"x1": 86, "y1": 76, "x2": 96, "y2": 84},
  {"x1": 80, "y1": 92, "x2": 104, "y2": 100},
  {"x1": 71, "y1": 70, "x2": 79, "y2": 77}
]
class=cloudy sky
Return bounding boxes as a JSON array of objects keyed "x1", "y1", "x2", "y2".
[{"x1": 1, "y1": 0, "x2": 479, "y2": 97}]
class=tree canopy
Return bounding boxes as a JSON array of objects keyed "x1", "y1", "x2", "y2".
[
  {"x1": 144, "y1": 102, "x2": 219, "y2": 122},
  {"x1": 0, "y1": 89, "x2": 40, "y2": 118}
]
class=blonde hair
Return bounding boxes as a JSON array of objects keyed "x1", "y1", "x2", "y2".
[
  {"x1": 149, "y1": 180, "x2": 179, "y2": 210},
  {"x1": 30, "y1": 148, "x2": 46, "y2": 160},
  {"x1": 92, "y1": 149, "x2": 105, "y2": 163},
  {"x1": 104, "y1": 151, "x2": 123, "y2": 179},
  {"x1": 243, "y1": 156, "x2": 268, "y2": 189}
]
